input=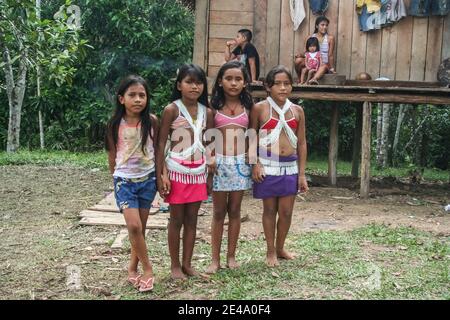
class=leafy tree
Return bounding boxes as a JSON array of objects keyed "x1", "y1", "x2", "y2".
[{"x1": 0, "y1": 0, "x2": 89, "y2": 152}]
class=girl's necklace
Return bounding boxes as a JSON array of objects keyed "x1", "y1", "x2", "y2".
[{"x1": 225, "y1": 103, "x2": 241, "y2": 116}]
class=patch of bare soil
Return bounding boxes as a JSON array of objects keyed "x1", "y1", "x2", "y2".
[
  {"x1": 0, "y1": 165, "x2": 448, "y2": 299},
  {"x1": 196, "y1": 176, "x2": 450, "y2": 240}
]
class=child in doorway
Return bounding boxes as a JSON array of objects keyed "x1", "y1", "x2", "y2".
[
  {"x1": 205, "y1": 61, "x2": 254, "y2": 274},
  {"x1": 105, "y1": 75, "x2": 159, "y2": 292},
  {"x1": 225, "y1": 29, "x2": 261, "y2": 83},
  {"x1": 300, "y1": 37, "x2": 322, "y2": 85},
  {"x1": 156, "y1": 64, "x2": 215, "y2": 279},
  {"x1": 250, "y1": 65, "x2": 309, "y2": 267}
]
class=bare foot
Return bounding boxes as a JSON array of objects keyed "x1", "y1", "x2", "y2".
[
  {"x1": 182, "y1": 266, "x2": 199, "y2": 277},
  {"x1": 183, "y1": 266, "x2": 210, "y2": 279},
  {"x1": 226, "y1": 258, "x2": 240, "y2": 269},
  {"x1": 171, "y1": 267, "x2": 187, "y2": 280},
  {"x1": 205, "y1": 262, "x2": 220, "y2": 274},
  {"x1": 266, "y1": 253, "x2": 279, "y2": 268},
  {"x1": 277, "y1": 249, "x2": 295, "y2": 260}
]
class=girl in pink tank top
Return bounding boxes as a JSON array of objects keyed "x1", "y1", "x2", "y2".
[{"x1": 206, "y1": 61, "x2": 254, "y2": 274}]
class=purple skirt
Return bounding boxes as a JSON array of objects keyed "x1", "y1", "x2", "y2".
[{"x1": 253, "y1": 151, "x2": 298, "y2": 199}]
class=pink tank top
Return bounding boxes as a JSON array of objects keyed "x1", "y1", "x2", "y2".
[{"x1": 214, "y1": 111, "x2": 249, "y2": 129}]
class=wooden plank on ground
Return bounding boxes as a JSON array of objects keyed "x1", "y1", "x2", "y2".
[
  {"x1": 80, "y1": 210, "x2": 169, "y2": 220},
  {"x1": 79, "y1": 215, "x2": 168, "y2": 229},
  {"x1": 111, "y1": 229, "x2": 129, "y2": 249}
]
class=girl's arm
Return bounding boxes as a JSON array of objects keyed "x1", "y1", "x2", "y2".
[
  {"x1": 156, "y1": 105, "x2": 175, "y2": 197},
  {"x1": 248, "y1": 57, "x2": 258, "y2": 82},
  {"x1": 106, "y1": 130, "x2": 116, "y2": 175},
  {"x1": 328, "y1": 35, "x2": 336, "y2": 72},
  {"x1": 249, "y1": 102, "x2": 265, "y2": 183},
  {"x1": 305, "y1": 54, "x2": 310, "y2": 69},
  {"x1": 296, "y1": 105, "x2": 309, "y2": 193},
  {"x1": 205, "y1": 108, "x2": 215, "y2": 194}
]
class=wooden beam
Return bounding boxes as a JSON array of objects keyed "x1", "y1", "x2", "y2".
[
  {"x1": 328, "y1": 104, "x2": 339, "y2": 186},
  {"x1": 265, "y1": 0, "x2": 282, "y2": 69},
  {"x1": 249, "y1": 89, "x2": 450, "y2": 105},
  {"x1": 360, "y1": 102, "x2": 372, "y2": 199}
]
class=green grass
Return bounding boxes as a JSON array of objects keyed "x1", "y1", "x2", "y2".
[
  {"x1": 0, "y1": 150, "x2": 108, "y2": 170},
  {"x1": 182, "y1": 224, "x2": 450, "y2": 299},
  {"x1": 107, "y1": 224, "x2": 449, "y2": 300},
  {"x1": 1, "y1": 151, "x2": 448, "y2": 181},
  {"x1": 307, "y1": 156, "x2": 449, "y2": 182}
]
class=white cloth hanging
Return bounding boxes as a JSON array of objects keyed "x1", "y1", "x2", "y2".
[{"x1": 290, "y1": 0, "x2": 306, "y2": 31}]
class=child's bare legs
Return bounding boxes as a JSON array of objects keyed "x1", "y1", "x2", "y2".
[
  {"x1": 276, "y1": 195, "x2": 296, "y2": 260},
  {"x1": 168, "y1": 204, "x2": 187, "y2": 279},
  {"x1": 128, "y1": 209, "x2": 150, "y2": 277},
  {"x1": 310, "y1": 65, "x2": 328, "y2": 82},
  {"x1": 294, "y1": 56, "x2": 305, "y2": 81},
  {"x1": 306, "y1": 69, "x2": 316, "y2": 83},
  {"x1": 181, "y1": 201, "x2": 201, "y2": 276},
  {"x1": 226, "y1": 191, "x2": 243, "y2": 269},
  {"x1": 124, "y1": 208, "x2": 153, "y2": 281},
  {"x1": 206, "y1": 192, "x2": 228, "y2": 274},
  {"x1": 262, "y1": 197, "x2": 279, "y2": 267},
  {"x1": 300, "y1": 68, "x2": 308, "y2": 85}
]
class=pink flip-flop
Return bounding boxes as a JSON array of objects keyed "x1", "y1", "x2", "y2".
[
  {"x1": 138, "y1": 276, "x2": 154, "y2": 292},
  {"x1": 127, "y1": 274, "x2": 141, "y2": 288}
]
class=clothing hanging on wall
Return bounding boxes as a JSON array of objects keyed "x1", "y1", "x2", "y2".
[
  {"x1": 356, "y1": 0, "x2": 382, "y2": 14},
  {"x1": 409, "y1": 0, "x2": 449, "y2": 16},
  {"x1": 290, "y1": 0, "x2": 306, "y2": 31},
  {"x1": 309, "y1": 0, "x2": 328, "y2": 15},
  {"x1": 358, "y1": 0, "x2": 407, "y2": 31}
]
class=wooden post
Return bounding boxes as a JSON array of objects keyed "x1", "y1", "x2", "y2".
[
  {"x1": 360, "y1": 102, "x2": 372, "y2": 199},
  {"x1": 351, "y1": 103, "x2": 363, "y2": 177},
  {"x1": 328, "y1": 103, "x2": 339, "y2": 186}
]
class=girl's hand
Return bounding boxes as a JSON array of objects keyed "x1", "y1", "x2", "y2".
[
  {"x1": 252, "y1": 163, "x2": 265, "y2": 183},
  {"x1": 158, "y1": 174, "x2": 171, "y2": 198},
  {"x1": 207, "y1": 159, "x2": 217, "y2": 175},
  {"x1": 298, "y1": 175, "x2": 309, "y2": 194}
]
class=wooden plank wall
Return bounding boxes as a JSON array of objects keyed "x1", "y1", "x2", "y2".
[{"x1": 200, "y1": 0, "x2": 449, "y2": 82}]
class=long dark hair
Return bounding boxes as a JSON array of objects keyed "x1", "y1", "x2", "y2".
[
  {"x1": 105, "y1": 75, "x2": 152, "y2": 153},
  {"x1": 264, "y1": 65, "x2": 293, "y2": 88},
  {"x1": 314, "y1": 16, "x2": 330, "y2": 34},
  {"x1": 171, "y1": 64, "x2": 209, "y2": 107},
  {"x1": 306, "y1": 37, "x2": 320, "y2": 52},
  {"x1": 210, "y1": 61, "x2": 253, "y2": 110}
]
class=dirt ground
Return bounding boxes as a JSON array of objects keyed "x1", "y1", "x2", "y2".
[{"x1": 0, "y1": 165, "x2": 449, "y2": 299}]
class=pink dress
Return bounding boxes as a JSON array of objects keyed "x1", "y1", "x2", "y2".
[{"x1": 306, "y1": 51, "x2": 321, "y2": 71}]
